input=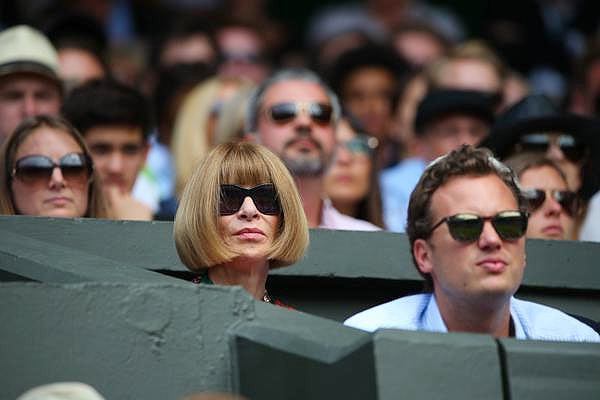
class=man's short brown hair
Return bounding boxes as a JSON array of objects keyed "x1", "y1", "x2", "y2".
[{"x1": 406, "y1": 145, "x2": 525, "y2": 287}]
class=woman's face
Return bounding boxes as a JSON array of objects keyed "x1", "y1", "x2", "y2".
[
  {"x1": 11, "y1": 126, "x2": 90, "y2": 218},
  {"x1": 520, "y1": 165, "x2": 575, "y2": 240},
  {"x1": 218, "y1": 185, "x2": 280, "y2": 263},
  {"x1": 324, "y1": 119, "x2": 372, "y2": 209}
]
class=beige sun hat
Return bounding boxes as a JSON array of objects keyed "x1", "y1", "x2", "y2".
[
  {"x1": 0, "y1": 25, "x2": 60, "y2": 82},
  {"x1": 16, "y1": 382, "x2": 106, "y2": 400}
]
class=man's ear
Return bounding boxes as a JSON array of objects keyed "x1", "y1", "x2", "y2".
[{"x1": 413, "y1": 238, "x2": 433, "y2": 275}]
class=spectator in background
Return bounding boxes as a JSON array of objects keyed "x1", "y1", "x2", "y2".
[
  {"x1": 427, "y1": 40, "x2": 506, "y2": 112},
  {"x1": 154, "y1": 18, "x2": 219, "y2": 69},
  {"x1": 346, "y1": 146, "x2": 599, "y2": 342},
  {"x1": 324, "y1": 111, "x2": 384, "y2": 228},
  {"x1": 171, "y1": 76, "x2": 254, "y2": 197},
  {"x1": 381, "y1": 89, "x2": 496, "y2": 232},
  {"x1": 329, "y1": 44, "x2": 409, "y2": 168},
  {"x1": 481, "y1": 94, "x2": 600, "y2": 200},
  {"x1": 505, "y1": 153, "x2": 579, "y2": 240},
  {"x1": 147, "y1": 63, "x2": 212, "y2": 219},
  {"x1": 0, "y1": 25, "x2": 62, "y2": 145},
  {"x1": 216, "y1": 19, "x2": 271, "y2": 84},
  {"x1": 44, "y1": 12, "x2": 109, "y2": 93},
  {"x1": 569, "y1": 40, "x2": 600, "y2": 118},
  {"x1": 62, "y1": 79, "x2": 156, "y2": 220},
  {"x1": 391, "y1": 22, "x2": 449, "y2": 69},
  {"x1": 246, "y1": 68, "x2": 379, "y2": 230},
  {"x1": 0, "y1": 115, "x2": 107, "y2": 218}
]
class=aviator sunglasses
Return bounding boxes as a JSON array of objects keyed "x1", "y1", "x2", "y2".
[
  {"x1": 219, "y1": 184, "x2": 281, "y2": 215},
  {"x1": 522, "y1": 188, "x2": 579, "y2": 217},
  {"x1": 429, "y1": 210, "x2": 529, "y2": 243},
  {"x1": 12, "y1": 153, "x2": 93, "y2": 185},
  {"x1": 516, "y1": 133, "x2": 587, "y2": 162},
  {"x1": 265, "y1": 102, "x2": 333, "y2": 125}
]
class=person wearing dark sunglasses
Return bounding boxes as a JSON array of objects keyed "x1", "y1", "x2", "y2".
[
  {"x1": 0, "y1": 115, "x2": 108, "y2": 218},
  {"x1": 346, "y1": 146, "x2": 599, "y2": 342},
  {"x1": 245, "y1": 68, "x2": 380, "y2": 231},
  {"x1": 505, "y1": 152, "x2": 579, "y2": 240},
  {"x1": 324, "y1": 113, "x2": 384, "y2": 227},
  {"x1": 174, "y1": 142, "x2": 308, "y2": 306}
]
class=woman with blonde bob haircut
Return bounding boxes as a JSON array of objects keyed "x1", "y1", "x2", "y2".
[
  {"x1": 0, "y1": 115, "x2": 108, "y2": 218},
  {"x1": 174, "y1": 142, "x2": 309, "y2": 304}
]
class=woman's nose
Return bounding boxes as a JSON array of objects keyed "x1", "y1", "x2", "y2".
[
  {"x1": 48, "y1": 166, "x2": 66, "y2": 189},
  {"x1": 237, "y1": 196, "x2": 259, "y2": 219}
]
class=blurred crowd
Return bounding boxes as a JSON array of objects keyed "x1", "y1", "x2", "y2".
[{"x1": 0, "y1": 0, "x2": 599, "y2": 243}]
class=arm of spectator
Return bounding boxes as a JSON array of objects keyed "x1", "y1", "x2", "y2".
[{"x1": 105, "y1": 186, "x2": 153, "y2": 221}]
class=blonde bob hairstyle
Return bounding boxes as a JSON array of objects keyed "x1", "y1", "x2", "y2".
[{"x1": 174, "y1": 142, "x2": 309, "y2": 270}]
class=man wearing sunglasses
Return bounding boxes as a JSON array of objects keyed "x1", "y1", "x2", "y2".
[
  {"x1": 246, "y1": 68, "x2": 379, "y2": 231},
  {"x1": 346, "y1": 146, "x2": 599, "y2": 341}
]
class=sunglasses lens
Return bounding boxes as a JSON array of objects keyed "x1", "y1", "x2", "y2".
[
  {"x1": 269, "y1": 103, "x2": 297, "y2": 123},
  {"x1": 59, "y1": 154, "x2": 90, "y2": 184},
  {"x1": 447, "y1": 214, "x2": 483, "y2": 242},
  {"x1": 492, "y1": 211, "x2": 528, "y2": 240},
  {"x1": 522, "y1": 189, "x2": 546, "y2": 212},
  {"x1": 14, "y1": 156, "x2": 54, "y2": 183},
  {"x1": 219, "y1": 185, "x2": 244, "y2": 215},
  {"x1": 252, "y1": 185, "x2": 280, "y2": 215},
  {"x1": 555, "y1": 190, "x2": 578, "y2": 216},
  {"x1": 309, "y1": 103, "x2": 333, "y2": 124}
]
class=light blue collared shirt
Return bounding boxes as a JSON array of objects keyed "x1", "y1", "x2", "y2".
[{"x1": 344, "y1": 293, "x2": 600, "y2": 342}]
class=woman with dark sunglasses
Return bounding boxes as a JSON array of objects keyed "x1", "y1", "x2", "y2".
[
  {"x1": 324, "y1": 113, "x2": 384, "y2": 228},
  {"x1": 505, "y1": 152, "x2": 579, "y2": 240},
  {"x1": 174, "y1": 142, "x2": 309, "y2": 305},
  {"x1": 0, "y1": 115, "x2": 108, "y2": 218}
]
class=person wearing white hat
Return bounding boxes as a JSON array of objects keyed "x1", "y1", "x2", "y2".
[
  {"x1": 16, "y1": 382, "x2": 105, "y2": 400},
  {"x1": 0, "y1": 25, "x2": 62, "y2": 144}
]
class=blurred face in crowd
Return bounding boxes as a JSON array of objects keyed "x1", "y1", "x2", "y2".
[
  {"x1": 217, "y1": 26, "x2": 269, "y2": 84},
  {"x1": 419, "y1": 114, "x2": 490, "y2": 161},
  {"x1": 415, "y1": 174, "x2": 526, "y2": 311},
  {"x1": 325, "y1": 119, "x2": 374, "y2": 213},
  {"x1": 514, "y1": 132, "x2": 585, "y2": 191},
  {"x1": 84, "y1": 125, "x2": 148, "y2": 194},
  {"x1": 58, "y1": 47, "x2": 106, "y2": 91},
  {"x1": 255, "y1": 79, "x2": 336, "y2": 177},
  {"x1": 392, "y1": 73, "x2": 428, "y2": 149},
  {"x1": 11, "y1": 125, "x2": 90, "y2": 217},
  {"x1": 394, "y1": 30, "x2": 445, "y2": 68},
  {"x1": 160, "y1": 33, "x2": 216, "y2": 67},
  {"x1": 0, "y1": 73, "x2": 61, "y2": 143},
  {"x1": 437, "y1": 59, "x2": 502, "y2": 95},
  {"x1": 519, "y1": 165, "x2": 576, "y2": 240},
  {"x1": 342, "y1": 67, "x2": 396, "y2": 140}
]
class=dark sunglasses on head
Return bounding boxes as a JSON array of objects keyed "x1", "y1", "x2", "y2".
[
  {"x1": 340, "y1": 135, "x2": 379, "y2": 156},
  {"x1": 219, "y1": 184, "x2": 281, "y2": 216},
  {"x1": 516, "y1": 133, "x2": 587, "y2": 162},
  {"x1": 266, "y1": 102, "x2": 333, "y2": 125},
  {"x1": 430, "y1": 210, "x2": 528, "y2": 243},
  {"x1": 522, "y1": 188, "x2": 579, "y2": 217},
  {"x1": 12, "y1": 153, "x2": 92, "y2": 185}
]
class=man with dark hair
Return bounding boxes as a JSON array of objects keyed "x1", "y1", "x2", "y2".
[
  {"x1": 0, "y1": 25, "x2": 62, "y2": 144},
  {"x1": 381, "y1": 88, "x2": 496, "y2": 231},
  {"x1": 245, "y1": 68, "x2": 379, "y2": 230},
  {"x1": 345, "y1": 146, "x2": 599, "y2": 341},
  {"x1": 62, "y1": 79, "x2": 156, "y2": 220}
]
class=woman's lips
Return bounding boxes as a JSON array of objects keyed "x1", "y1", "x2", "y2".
[
  {"x1": 542, "y1": 224, "x2": 563, "y2": 237},
  {"x1": 45, "y1": 196, "x2": 72, "y2": 206},
  {"x1": 234, "y1": 228, "x2": 265, "y2": 240}
]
